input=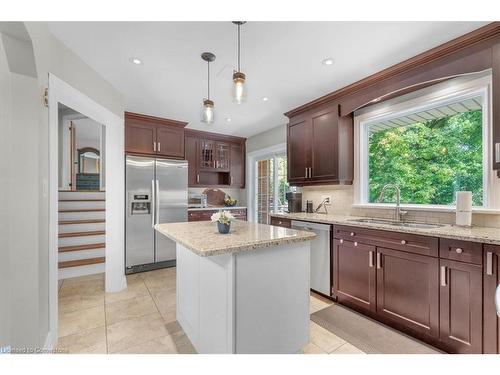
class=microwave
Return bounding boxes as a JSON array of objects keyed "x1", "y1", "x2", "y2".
[{"x1": 188, "y1": 193, "x2": 208, "y2": 208}]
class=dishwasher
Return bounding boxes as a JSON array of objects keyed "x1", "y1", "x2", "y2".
[{"x1": 291, "y1": 220, "x2": 331, "y2": 297}]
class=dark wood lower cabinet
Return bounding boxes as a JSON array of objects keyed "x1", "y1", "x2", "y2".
[
  {"x1": 188, "y1": 208, "x2": 247, "y2": 222},
  {"x1": 483, "y1": 245, "x2": 500, "y2": 353},
  {"x1": 376, "y1": 247, "x2": 439, "y2": 339},
  {"x1": 333, "y1": 239, "x2": 376, "y2": 313},
  {"x1": 439, "y1": 259, "x2": 483, "y2": 354}
]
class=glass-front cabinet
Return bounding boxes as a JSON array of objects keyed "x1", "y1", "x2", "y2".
[{"x1": 199, "y1": 140, "x2": 230, "y2": 171}]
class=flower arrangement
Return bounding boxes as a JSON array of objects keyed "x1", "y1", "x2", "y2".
[{"x1": 211, "y1": 210, "x2": 235, "y2": 234}]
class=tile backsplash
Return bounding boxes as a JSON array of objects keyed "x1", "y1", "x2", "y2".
[
  {"x1": 301, "y1": 185, "x2": 500, "y2": 228},
  {"x1": 189, "y1": 187, "x2": 246, "y2": 207}
]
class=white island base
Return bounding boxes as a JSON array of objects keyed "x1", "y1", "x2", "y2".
[{"x1": 176, "y1": 241, "x2": 310, "y2": 354}]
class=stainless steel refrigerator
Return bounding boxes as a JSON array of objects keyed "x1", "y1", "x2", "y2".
[{"x1": 125, "y1": 155, "x2": 188, "y2": 274}]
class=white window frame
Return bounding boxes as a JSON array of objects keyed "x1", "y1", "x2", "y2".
[{"x1": 353, "y1": 74, "x2": 500, "y2": 213}]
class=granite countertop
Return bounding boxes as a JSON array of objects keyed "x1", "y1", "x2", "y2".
[
  {"x1": 187, "y1": 206, "x2": 247, "y2": 211},
  {"x1": 155, "y1": 220, "x2": 316, "y2": 257},
  {"x1": 270, "y1": 212, "x2": 500, "y2": 246}
]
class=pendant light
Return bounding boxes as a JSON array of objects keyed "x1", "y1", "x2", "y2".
[
  {"x1": 232, "y1": 21, "x2": 247, "y2": 104},
  {"x1": 201, "y1": 52, "x2": 216, "y2": 124}
]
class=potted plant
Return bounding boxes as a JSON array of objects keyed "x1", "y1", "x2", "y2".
[{"x1": 211, "y1": 210, "x2": 235, "y2": 234}]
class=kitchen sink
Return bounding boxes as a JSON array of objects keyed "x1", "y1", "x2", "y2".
[{"x1": 348, "y1": 218, "x2": 445, "y2": 229}]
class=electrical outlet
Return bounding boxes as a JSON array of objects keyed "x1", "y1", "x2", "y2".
[{"x1": 321, "y1": 195, "x2": 332, "y2": 205}]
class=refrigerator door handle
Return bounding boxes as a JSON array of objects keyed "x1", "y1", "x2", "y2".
[
  {"x1": 151, "y1": 179, "x2": 155, "y2": 228},
  {"x1": 156, "y1": 179, "x2": 160, "y2": 225}
]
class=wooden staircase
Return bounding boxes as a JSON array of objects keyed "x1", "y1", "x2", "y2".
[{"x1": 58, "y1": 190, "x2": 106, "y2": 279}]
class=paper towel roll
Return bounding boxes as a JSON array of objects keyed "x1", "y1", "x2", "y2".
[{"x1": 456, "y1": 191, "x2": 472, "y2": 212}]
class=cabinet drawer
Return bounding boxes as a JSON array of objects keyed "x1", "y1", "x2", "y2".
[
  {"x1": 270, "y1": 217, "x2": 292, "y2": 228},
  {"x1": 439, "y1": 238, "x2": 483, "y2": 265},
  {"x1": 333, "y1": 225, "x2": 438, "y2": 257},
  {"x1": 187, "y1": 211, "x2": 213, "y2": 221}
]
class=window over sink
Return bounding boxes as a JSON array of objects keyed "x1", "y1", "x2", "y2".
[{"x1": 354, "y1": 73, "x2": 500, "y2": 210}]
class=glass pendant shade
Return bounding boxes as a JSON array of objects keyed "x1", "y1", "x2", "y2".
[
  {"x1": 232, "y1": 71, "x2": 247, "y2": 104},
  {"x1": 202, "y1": 99, "x2": 214, "y2": 124}
]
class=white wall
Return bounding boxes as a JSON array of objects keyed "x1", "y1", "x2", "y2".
[
  {"x1": 246, "y1": 123, "x2": 286, "y2": 153},
  {"x1": 0, "y1": 21, "x2": 124, "y2": 350}
]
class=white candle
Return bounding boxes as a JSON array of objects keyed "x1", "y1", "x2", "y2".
[{"x1": 456, "y1": 191, "x2": 472, "y2": 226}]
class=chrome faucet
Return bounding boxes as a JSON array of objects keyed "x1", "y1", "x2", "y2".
[
  {"x1": 377, "y1": 184, "x2": 407, "y2": 222},
  {"x1": 314, "y1": 198, "x2": 329, "y2": 215}
]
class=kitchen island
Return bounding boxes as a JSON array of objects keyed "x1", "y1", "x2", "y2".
[{"x1": 155, "y1": 220, "x2": 316, "y2": 354}]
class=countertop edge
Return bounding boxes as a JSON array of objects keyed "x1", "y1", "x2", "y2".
[{"x1": 270, "y1": 213, "x2": 500, "y2": 246}]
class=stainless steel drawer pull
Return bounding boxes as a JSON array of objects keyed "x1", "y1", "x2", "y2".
[
  {"x1": 339, "y1": 239, "x2": 344, "y2": 244},
  {"x1": 455, "y1": 248, "x2": 463, "y2": 254},
  {"x1": 369, "y1": 251, "x2": 374, "y2": 267},
  {"x1": 376, "y1": 253, "x2": 382, "y2": 269},
  {"x1": 153, "y1": 142, "x2": 156, "y2": 152},
  {"x1": 350, "y1": 232, "x2": 355, "y2": 236},
  {"x1": 440, "y1": 266, "x2": 447, "y2": 287},
  {"x1": 158, "y1": 142, "x2": 161, "y2": 152},
  {"x1": 354, "y1": 241, "x2": 358, "y2": 247},
  {"x1": 401, "y1": 240, "x2": 406, "y2": 245},
  {"x1": 486, "y1": 252, "x2": 493, "y2": 275}
]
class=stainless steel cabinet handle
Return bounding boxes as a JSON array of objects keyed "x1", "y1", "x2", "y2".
[
  {"x1": 155, "y1": 180, "x2": 160, "y2": 225},
  {"x1": 376, "y1": 252, "x2": 382, "y2": 269},
  {"x1": 350, "y1": 232, "x2": 355, "y2": 236},
  {"x1": 354, "y1": 241, "x2": 358, "y2": 247},
  {"x1": 231, "y1": 176, "x2": 234, "y2": 185},
  {"x1": 339, "y1": 239, "x2": 344, "y2": 244},
  {"x1": 495, "y1": 142, "x2": 500, "y2": 163},
  {"x1": 401, "y1": 240, "x2": 406, "y2": 245},
  {"x1": 305, "y1": 167, "x2": 308, "y2": 178},
  {"x1": 158, "y1": 142, "x2": 161, "y2": 152},
  {"x1": 486, "y1": 252, "x2": 493, "y2": 275},
  {"x1": 153, "y1": 142, "x2": 156, "y2": 152},
  {"x1": 151, "y1": 179, "x2": 155, "y2": 228},
  {"x1": 196, "y1": 174, "x2": 200, "y2": 183},
  {"x1": 455, "y1": 248, "x2": 463, "y2": 254},
  {"x1": 369, "y1": 251, "x2": 374, "y2": 267},
  {"x1": 440, "y1": 266, "x2": 447, "y2": 286}
]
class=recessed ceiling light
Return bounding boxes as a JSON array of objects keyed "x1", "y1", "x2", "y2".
[
  {"x1": 261, "y1": 97, "x2": 269, "y2": 102},
  {"x1": 322, "y1": 58, "x2": 334, "y2": 66},
  {"x1": 225, "y1": 118, "x2": 232, "y2": 122},
  {"x1": 130, "y1": 57, "x2": 143, "y2": 65}
]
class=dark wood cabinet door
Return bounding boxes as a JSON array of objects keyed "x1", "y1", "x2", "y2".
[
  {"x1": 310, "y1": 107, "x2": 338, "y2": 180},
  {"x1": 333, "y1": 239, "x2": 376, "y2": 313},
  {"x1": 156, "y1": 125, "x2": 185, "y2": 158},
  {"x1": 439, "y1": 259, "x2": 483, "y2": 354},
  {"x1": 484, "y1": 244, "x2": 500, "y2": 354},
  {"x1": 199, "y1": 139, "x2": 215, "y2": 169},
  {"x1": 230, "y1": 143, "x2": 245, "y2": 188},
  {"x1": 287, "y1": 117, "x2": 311, "y2": 183},
  {"x1": 125, "y1": 122, "x2": 156, "y2": 155},
  {"x1": 215, "y1": 142, "x2": 230, "y2": 171},
  {"x1": 185, "y1": 135, "x2": 199, "y2": 187},
  {"x1": 270, "y1": 217, "x2": 291, "y2": 228},
  {"x1": 376, "y1": 247, "x2": 439, "y2": 339}
]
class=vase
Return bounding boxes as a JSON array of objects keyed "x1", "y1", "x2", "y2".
[{"x1": 217, "y1": 221, "x2": 230, "y2": 234}]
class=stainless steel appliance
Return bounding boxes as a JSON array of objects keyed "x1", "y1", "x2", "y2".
[
  {"x1": 188, "y1": 193, "x2": 207, "y2": 208},
  {"x1": 291, "y1": 220, "x2": 331, "y2": 297},
  {"x1": 126, "y1": 155, "x2": 188, "y2": 274},
  {"x1": 286, "y1": 192, "x2": 303, "y2": 213}
]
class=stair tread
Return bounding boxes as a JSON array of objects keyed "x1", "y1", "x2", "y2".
[
  {"x1": 58, "y1": 208, "x2": 105, "y2": 212},
  {"x1": 59, "y1": 230, "x2": 105, "y2": 238},
  {"x1": 59, "y1": 257, "x2": 105, "y2": 269},
  {"x1": 58, "y1": 190, "x2": 105, "y2": 192},
  {"x1": 59, "y1": 219, "x2": 105, "y2": 225},
  {"x1": 59, "y1": 199, "x2": 105, "y2": 202},
  {"x1": 59, "y1": 243, "x2": 106, "y2": 252}
]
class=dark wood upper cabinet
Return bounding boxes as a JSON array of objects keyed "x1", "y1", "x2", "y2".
[
  {"x1": 230, "y1": 142, "x2": 245, "y2": 188},
  {"x1": 287, "y1": 116, "x2": 311, "y2": 183},
  {"x1": 156, "y1": 125, "x2": 184, "y2": 158},
  {"x1": 185, "y1": 134, "x2": 199, "y2": 186},
  {"x1": 287, "y1": 103, "x2": 353, "y2": 186},
  {"x1": 185, "y1": 129, "x2": 246, "y2": 188},
  {"x1": 483, "y1": 244, "x2": 500, "y2": 354},
  {"x1": 333, "y1": 239, "x2": 376, "y2": 313},
  {"x1": 125, "y1": 120, "x2": 156, "y2": 155},
  {"x1": 439, "y1": 258, "x2": 483, "y2": 354},
  {"x1": 125, "y1": 112, "x2": 187, "y2": 158},
  {"x1": 376, "y1": 247, "x2": 439, "y2": 339}
]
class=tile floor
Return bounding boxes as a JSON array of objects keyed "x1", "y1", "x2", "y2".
[{"x1": 57, "y1": 268, "x2": 365, "y2": 354}]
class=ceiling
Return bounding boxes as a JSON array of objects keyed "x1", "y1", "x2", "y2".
[{"x1": 48, "y1": 21, "x2": 488, "y2": 138}]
